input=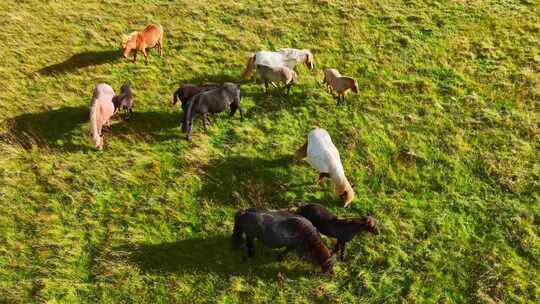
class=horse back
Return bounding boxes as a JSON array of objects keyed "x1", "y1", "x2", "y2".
[
  {"x1": 297, "y1": 204, "x2": 337, "y2": 230},
  {"x1": 141, "y1": 24, "x2": 163, "y2": 46}
]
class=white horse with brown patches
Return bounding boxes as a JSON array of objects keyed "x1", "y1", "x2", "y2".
[
  {"x1": 296, "y1": 127, "x2": 355, "y2": 207},
  {"x1": 240, "y1": 48, "x2": 314, "y2": 80}
]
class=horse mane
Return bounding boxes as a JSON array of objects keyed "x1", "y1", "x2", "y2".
[{"x1": 123, "y1": 31, "x2": 139, "y2": 45}]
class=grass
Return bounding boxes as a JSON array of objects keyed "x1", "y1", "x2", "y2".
[{"x1": 0, "y1": 0, "x2": 539, "y2": 302}]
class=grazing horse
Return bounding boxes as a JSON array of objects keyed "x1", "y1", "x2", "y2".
[
  {"x1": 255, "y1": 64, "x2": 297, "y2": 94},
  {"x1": 232, "y1": 208, "x2": 336, "y2": 274},
  {"x1": 113, "y1": 83, "x2": 134, "y2": 119},
  {"x1": 172, "y1": 83, "x2": 221, "y2": 122},
  {"x1": 240, "y1": 48, "x2": 314, "y2": 80},
  {"x1": 296, "y1": 203, "x2": 379, "y2": 260},
  {"x1": 89, "y1": 84, "x2": 116, "y2": 150},
  {"x1": 122, "y1": 24, "x2": 163, "y2": 63},
  {"x1": 323, "y1": 68, "x2": 358, "y2": 102},
  {"x1": 182, "y1": 83, "x2": 243, "y2": 140},
  {"x1": 296, "y1": 127, "x2": 355, "y2": 207}
]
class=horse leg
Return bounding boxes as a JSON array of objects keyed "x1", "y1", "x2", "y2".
[
  {"x1": 264, "y1": 81, "x2": 269, "y2": 94},
  {"x1": 334, "y1": 240, "x2": 346, "y2": 260},
  {"x1": 132, "y1": 51, "x2": 137, "y2": 63},
  {"x1": 340, "y1": 243, "x2": 347, "y2": 260},
  {"x1": 318, "y1": 172, "x2": 330, "y2": 181},
  {"x1": 201, "y1": 113, "x2": 208, "y2": 132},
  {"x1": 158, "y1": 40, "x2": 163, "y2": 56},
  {"x1": 230, "y1": 102, "x2": 239, "y2": 120},
  {"x1": 142, "y1": 48, "x2": 148, "y2": 64},
  {"x1": 295, "y1": 142, "x2": 307, "y2": 159},
  {"x1": 239, "y1": 107, "x2": 244, "y2": 122},
  {"x1": 206, "y1": 115, "x2": 213, "y2": 125},
  {"x1": 246, "y1": 236, "x2": 255, "y2": 258}
]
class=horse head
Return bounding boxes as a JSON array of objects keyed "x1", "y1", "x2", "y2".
[
  {"x1": 304, "y1": 51, "x2": 314, "y2": 70},
  {"x1": 350, "y1": 78, "x2": 359, "y2": 93}
]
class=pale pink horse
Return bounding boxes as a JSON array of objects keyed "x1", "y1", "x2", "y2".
[{"x1": 89, "y1": 84, "x2": 116, "y2": 150}]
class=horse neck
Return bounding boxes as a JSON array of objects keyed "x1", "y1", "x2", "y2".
[
  {"x1": 329, "y1": 160, "x2": 346, "y2": 185},
  {"x1": 280, "y1": 48, "x2": 306, "y2": 63},
  {"x1": 296, "y1": 221, "x2": 331, "y2": 265},
  {"x1": 112, "y1": 94, "x2": 123, "y2": 110},
  {"x1": 335, "y1": 218, "x2": 367, "y2": 235}
]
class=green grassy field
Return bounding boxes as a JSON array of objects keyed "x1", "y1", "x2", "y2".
[{"x1": 1, "y1": 0, "x2": 539, "y2": 303}]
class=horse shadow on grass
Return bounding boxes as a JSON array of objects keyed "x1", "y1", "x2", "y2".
[
  {"x1": 241, "y1": 84, "x2": 312, "y2": 118},
  {"x1": 115, "y1": 235, "x2": 315, "y2": 280},
  {"x1": 197, "y1": 155, "x2": 335, "y2": 209},
  {"x1": 180, "y1": 73, "x2": 239, "y2": 85},
  {"x1": 2, "y1": 106, "x2": 89, "y2": 151},
  {"x1": 38, "y1": 50, "x2": 120, "y2": 75},
  {"x1": 2, "y1": 106, "x2": 182, "y2": 151}
]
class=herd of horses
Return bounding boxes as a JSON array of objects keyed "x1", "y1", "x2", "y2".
[{"x1": 87, "y1": 24, "x2": 374, "y2": 275}]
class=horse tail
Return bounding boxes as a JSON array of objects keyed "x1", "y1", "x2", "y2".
[
  {"x1": 239, "y1": 54, "x2": 256, "y2": 81},
  {"x1": 172, "y1": 87, "x2": 182, "y2": 105},
  {"x1": 89, "y1": 101, "x2": 101, "y2": 149},
  {"x1": 232, "y1": 210, "x2": 245, "y2": 247},
  {"x1": 182, "y1": 94, "x2": 198, "y2": 136}
]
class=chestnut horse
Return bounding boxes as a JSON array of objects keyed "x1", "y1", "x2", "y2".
[{"x1": 122, "y1": 24, "x2": 163, "y2": 63}]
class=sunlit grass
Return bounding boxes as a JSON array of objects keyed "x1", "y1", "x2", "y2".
[{"x1": 0, "y1": 0, "x2": 539, "y2": 303}]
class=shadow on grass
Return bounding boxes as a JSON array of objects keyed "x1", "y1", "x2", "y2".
[
  {"x1": 198, "y1": 155, "x2": 326, "y2": 208},
  {"x1": 3, "y1": 106, "x2": 89, "y2": 151},
  {"x1": 181, "y1": 73, "x2": 239, "y2": 85},
  {"x1": 2, "y1": 106, "x2": 182, "y2": 151},
  {"x1": 109, "y1": 110, "x2": 181, "y2": 143},
  {"x1": 38, "y1": 50, "x2": 120, "y2": 75},
  {"x1": 117, "y1": 235, "x2": 312, "y2": 280},
  {"x1": 241, "y1": 85, "x2": 311, "y2": 118}
]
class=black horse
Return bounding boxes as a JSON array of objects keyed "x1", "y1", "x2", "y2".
[
  {"x1": 172, "y1": 83, "x2": 221, "y2": 122},
  {"x1": 232, "y1": 208, "x2": 336, "y2": 274},
  {"x1": 182, "y1": 82, "x2": 243, "y2": 140}
]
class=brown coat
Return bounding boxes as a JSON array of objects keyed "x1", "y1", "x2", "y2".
[{"x1": 122, "y1": 24, "x2": 163, "y2": 62}]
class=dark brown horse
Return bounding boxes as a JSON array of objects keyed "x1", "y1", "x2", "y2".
[
  {"x1": 296, "y1": 203, "x2": 379, "y2": 259},
  {"x1": 113, "y1": 83, "x2": 134, "y2": 119},
  {"x1": 232, "y1": 208, "x2": 336, "y2": 274},
  {"x1": 172, "y1": 83, "x2": 221, "y2": 122},
  {"x1": 182, "y1": 83, "x2": 243, "y2": 140}
]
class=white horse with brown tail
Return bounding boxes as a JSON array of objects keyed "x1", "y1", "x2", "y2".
[
  {"x1": 240, "y1": 48, "x2": 314, "y2": 80},
  {"x1": 296, "y1": 127, "x2": 355, "y2": 207},
  {"x1": 89, "y1": 84, "x2": 116, "y2": 150}
]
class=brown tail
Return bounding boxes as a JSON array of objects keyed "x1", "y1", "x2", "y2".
[{"x1": 239, "y1": 54, "x2": 255, "y2": 81}]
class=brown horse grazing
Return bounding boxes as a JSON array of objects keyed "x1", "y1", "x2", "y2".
[
  {"x1": 255, "y1": 64, "x2": 298, "y2": 94},
  {"x1": 122, "y1": 24, "x2": 163, "y2": 63},
  {"x1": 232, "y1": 208, "x2": 336, "y2": 274},
  {"x1": 296, "y1": 203, "x2": 379, "y2": 260},
  {"x1": 323, "y1": 69, "x2": 358, "y2": 103}
]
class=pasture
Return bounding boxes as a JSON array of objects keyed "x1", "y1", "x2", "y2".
[{"x1": 0, "y1": 0, "x2": 539, "y2": 303}]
